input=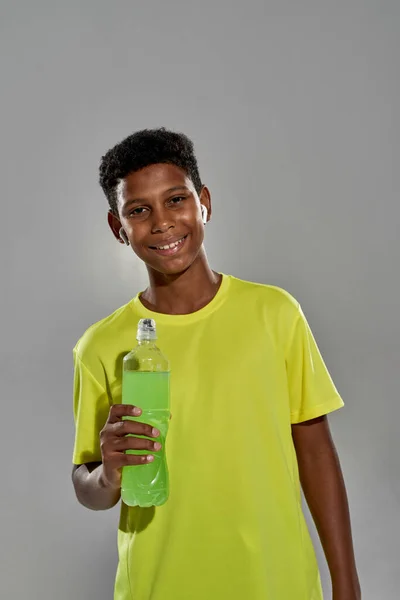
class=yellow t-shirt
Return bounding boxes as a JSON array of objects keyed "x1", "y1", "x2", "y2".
[{"x1": 72, "y1": 274, "x2": 344, "y2": 600}]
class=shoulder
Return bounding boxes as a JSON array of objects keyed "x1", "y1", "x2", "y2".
[
  {"x1": 74, "y1": 301, "x2": 133, "y2": 363},
  {"x1": 225, "y1": 275, "x2": 303, "y2": 345},
  {"x1": 227, "y1": 275, "x2": 300, "y2": 314}
]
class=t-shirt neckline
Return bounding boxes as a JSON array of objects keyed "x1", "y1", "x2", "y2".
[{"x1": 130, "y1": 273, "x2": 231, "y2": 325}]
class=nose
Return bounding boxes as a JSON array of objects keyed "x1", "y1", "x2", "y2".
[{"x1": 150, "y1": 206, "x2": 175, "y2": 234}]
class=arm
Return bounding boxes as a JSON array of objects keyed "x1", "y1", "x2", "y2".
[
  {"x1": 72, "y1": 462, "x2": 121, "y2": 511},
  {"x1": 292, "y1": 415, "x2": 361, "y2": 600}
]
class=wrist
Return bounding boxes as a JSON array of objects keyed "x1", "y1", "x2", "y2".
[
  {"x1": 98, "y1": 465, "x2": 121, "y2": 493},
  {"x1": 332, "y1": 573, "x2": 361, "y2": 600}
]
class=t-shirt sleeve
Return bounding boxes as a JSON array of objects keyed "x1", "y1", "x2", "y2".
[
  {"x1": 285, "y1": 305, "x2": 344, "y2": 424},
  {"x1": 72, "y1": 348, "x2": 111, "y2": 465}
]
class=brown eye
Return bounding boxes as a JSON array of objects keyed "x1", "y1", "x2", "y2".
[
  {"x1": 169, "y1": 196, "x2": 185, "y2": 205},
  {"x1": 129, "y1": 207, "x2": 148, "y2": 217}
]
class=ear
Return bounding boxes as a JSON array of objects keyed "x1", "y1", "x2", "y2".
[
  {"x1": 107, "y1": 210, "x2": 125, "y2": 244},
  {"x1": 199, "y1": 186, "x2": 212, "y2": 223}
]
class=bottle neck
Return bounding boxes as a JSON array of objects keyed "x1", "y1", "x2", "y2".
[{"x1": 137, "y1": 338, "x2": 157, "y2": 347}]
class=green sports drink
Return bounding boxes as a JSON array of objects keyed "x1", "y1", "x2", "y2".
[{"x1": 121, "y1": 318, "x2": 170, "y2": 508}]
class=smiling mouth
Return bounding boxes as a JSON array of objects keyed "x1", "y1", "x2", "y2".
[{"x1": 149, "y1": 235, "x2": 188, "y2": 256}]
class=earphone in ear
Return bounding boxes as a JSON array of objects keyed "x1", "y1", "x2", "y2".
[
  {"x1": 201, "y1": 205, "x2": 208, "y2": 224},
  {"x1": 119, "y1": 228, "x2": 130, "y2": 246}
]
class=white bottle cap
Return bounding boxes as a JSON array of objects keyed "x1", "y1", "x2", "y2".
[{"x1": 137, "y1": 318, "x2": 157, "y2": 341}]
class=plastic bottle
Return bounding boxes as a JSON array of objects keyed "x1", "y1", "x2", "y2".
[{"x1": 121, "y1": 318, "x2": 170, "y2": 507}]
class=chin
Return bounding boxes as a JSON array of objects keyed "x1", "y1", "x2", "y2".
[{"x1": 145, "y1": 256, "x2": 196, "y2": 277}]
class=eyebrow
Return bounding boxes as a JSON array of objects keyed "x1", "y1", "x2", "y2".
[{"x1": 165, "y1": 186, "x2": 189, "y2": 194}]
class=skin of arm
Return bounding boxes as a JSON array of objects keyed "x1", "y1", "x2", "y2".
[
  {"x1": 292, "y1": 415, "x2": 361, "y2": 600},
  {"x1": 72, "y1": 462, "x2": 121, "y2": 511}
]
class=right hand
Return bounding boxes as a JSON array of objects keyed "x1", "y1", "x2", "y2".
[{"x1": 99, "y1": 404, "x2": 162, "y2": 490}]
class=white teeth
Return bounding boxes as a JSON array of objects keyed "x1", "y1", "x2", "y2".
[{"x1": 157, "y1": 237, "x2": 184, "y2": 250}]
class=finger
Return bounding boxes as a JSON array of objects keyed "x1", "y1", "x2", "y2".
[
  {"x1": 108, "y1": 404, "x2": 142, "y2": 423},
  {"x1": 111, "y1": 420, "x2": 160, "y2": 439},
  {"x1": 115, "y1": 437, "x2": 162, "y2": 452},
  {"x1": 121, "y1": 453, "x2": 155, "y2": 466},
  {"x1": 103, "y1": 450, "x2": 155, "y2": 472}
]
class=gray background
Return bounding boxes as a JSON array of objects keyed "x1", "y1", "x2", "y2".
[{"x1": 1, "y1": 1, "x2": 398, "y2": 598}]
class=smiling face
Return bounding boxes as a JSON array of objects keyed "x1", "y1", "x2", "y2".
[{"x1": 108, "y1": 163, "x2": 211, "y2": 277}]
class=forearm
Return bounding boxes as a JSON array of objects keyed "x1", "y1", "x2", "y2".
[
  {"x1": 297, "y1": 443, "x2": 360, "y2": 595},
  {"x1": 72, "y1": 462, "x2": 121, "y2": 511}
]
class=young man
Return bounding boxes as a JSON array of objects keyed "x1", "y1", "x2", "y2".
[{"x1": 72, "y1": 128, "x2": 361, "y2": 600}]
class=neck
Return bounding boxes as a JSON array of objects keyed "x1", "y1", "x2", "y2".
[{"x1": 141, "y1": 249, "x2": 222, "y2": 315}]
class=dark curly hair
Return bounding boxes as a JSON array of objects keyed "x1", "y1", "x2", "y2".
[{"x1": 99, "y1": 127, "x2": 203, "y2": 215}]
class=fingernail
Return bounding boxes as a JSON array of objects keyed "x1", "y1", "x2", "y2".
[
  {"x1": 147, "y1": 455, "x2": 154, "y2": 462},
  {"x1": 152, "y1": 428, "x2": 160, "y2": 437},
  {"x1": 133, "y1": 407, "x2": 141, "y2": 416},
  {"x1": 154, "y1": 442, "x2": 162, "y2": 451}
]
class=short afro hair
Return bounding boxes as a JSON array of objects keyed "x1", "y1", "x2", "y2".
[{"x1": 99, "y1": 127, "x2": 203, "y2": 215}]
